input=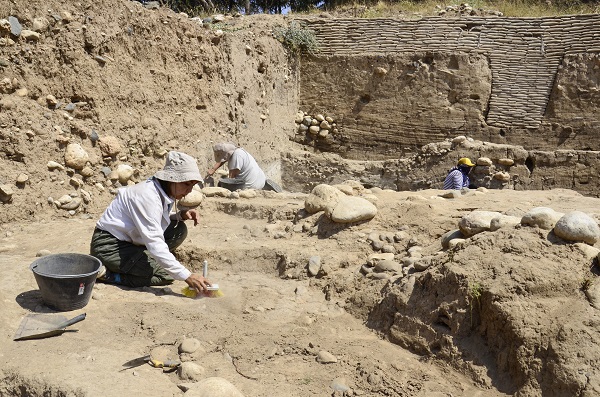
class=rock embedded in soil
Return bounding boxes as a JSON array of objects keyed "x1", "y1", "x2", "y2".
[
  {"x1": 328, "y1": 196, "x2": 378, "y2": 223},
  {"x1": 179, "y1": 189, "x2": 203, "y2": 207},
  {"x1": 178, "y1": 361, "x2": 205, "y2": 381},
  {"x1": 553, "y1": 211, "x2": 600, "y2": 245},
  {"x1": 585, "y1": 280, "x2": 600, "y2": 309},
  {"x1": 179, "y1": 338, "x2": 202, "y2": 354},
  {"x1": 0, "y1": 185, "x2": 14, "y2": 202},
  {"x1": 458, "y1": 210, "x2": 503, "y2": 237},
  {"x1": 316, "y1": 350, "x2": 338, "y2": 364},
  {"x1": 307, "y1": 256, "x2": 321, "y2": 276},
  {"x1": 374, "y1": 259, "x2": 401, "y2": 273},
  {"x1": 441, "y1": 229, "x2": 464, "y2": 249},
  {"x1": 64, "y1": 143, "x2": 89, "y2": 170},
  {"x1": 521, "y1": 207, "x2": 564, "y2": 230}
]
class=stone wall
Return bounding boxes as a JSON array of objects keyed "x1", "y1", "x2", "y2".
[
  {"x1": 296, "y1": 15, "x2": 600, "y2": 160},
  {"x1": 282, "y1": 137, "x2": 600, "y2": 197}
]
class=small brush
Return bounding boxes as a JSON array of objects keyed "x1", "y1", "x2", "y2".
[{"x1": 181, "y1": 260, "x2": 223, "y2": 298}]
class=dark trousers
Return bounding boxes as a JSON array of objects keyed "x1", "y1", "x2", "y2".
[{"x1": 90, "y1": 221, "x2": 187, "y2": 288}]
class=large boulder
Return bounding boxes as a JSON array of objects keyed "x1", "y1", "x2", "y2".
[
  {"x1": 180, "y1": 187, "x2": 203, "y2": 207},
  {"x1": 553, "y1": 211, "x2": 600, "y2": 245},
  {"x1": 327, "y1": 196, "x2": 378, "y2": 223},
  {"x1": 304, "y1": 184, "x2": 344, "y2": 214},
  {"x1": 458, "y1": 210, "x2": 503, "y2": 237},
  {"x1": 521, "y1": 207, "x2": 564, "y2": 230}
]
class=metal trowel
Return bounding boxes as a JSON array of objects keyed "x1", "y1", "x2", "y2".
[{"x1": 13, "y1": 313, "x2": 86, "y2": 341}]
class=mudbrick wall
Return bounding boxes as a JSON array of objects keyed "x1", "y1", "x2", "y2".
[
  {"x1": 297, "y1": 15, "x2": 600, "y2": 158},
  {"x1": 287, "y1": 15, "x2": 600, "y2": 196}
]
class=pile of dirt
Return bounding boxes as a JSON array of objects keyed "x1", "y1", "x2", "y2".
[{"x1": 0, "y1": 0, "x2": 296, "y2": 224}]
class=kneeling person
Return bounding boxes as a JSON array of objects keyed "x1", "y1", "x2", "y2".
[
  {"x1": 207, "y1": 142, "x2": 281, "y2": 192},
  {"x1": 90, "y1": 151, "x2": 211, "y2": 292}
]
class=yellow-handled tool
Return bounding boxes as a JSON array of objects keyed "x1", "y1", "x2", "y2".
[
  {"x1": 120, "y1": 355, "x2": 180, "y2": 371},
  {"x1": 149, "y1": 357, "x2": 181, "y2": 368}
]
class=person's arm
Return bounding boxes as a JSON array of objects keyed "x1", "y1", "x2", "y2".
[
  {"x1": 229, "y1": 168, "x2": 240, "y2": 178},
  {"x1": 169, "y1": 209, "x2": 200, "y2": 226},
  {"x1": 207, "y1": 161, "x2": 224, "y2": 177},
  {"x1": 463, "y1": 175, "x2": 471, "y2": 188}
]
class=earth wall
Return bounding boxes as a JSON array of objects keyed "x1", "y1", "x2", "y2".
[{"x1": 297, "y1": 15, "x2": 600, "y2": 159}]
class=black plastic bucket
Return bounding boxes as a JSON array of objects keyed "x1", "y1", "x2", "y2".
[
  {"x1": 30, "y1": 253, "x2": 101, "y2": 311},
  {"x1": 218, "y1": 177, "x2": 245, "y2": 191}
]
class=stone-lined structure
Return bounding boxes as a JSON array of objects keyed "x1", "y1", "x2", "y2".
[{"x1": 298, "y1": 15, "x2": 600, "y2": 159}]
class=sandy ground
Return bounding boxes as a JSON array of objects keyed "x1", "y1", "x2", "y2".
[{"x1": 0, "y1": 191, "x2": 516, "y2": 397}]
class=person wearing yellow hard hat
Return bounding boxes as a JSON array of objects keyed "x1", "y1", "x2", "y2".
[{"x1": 443, "y1": 157, "x2": 476, "y2": 190}]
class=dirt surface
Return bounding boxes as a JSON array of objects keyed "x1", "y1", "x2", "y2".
[
  {"x1": 2, "y1": 0, "x2": 600, "y2": 396},
  {"x1": 0, "y1": 191, "x2": 504, "y2": 397},
  {"x1": 1, "y1": 187, "x2": 600, "y2": 396}
]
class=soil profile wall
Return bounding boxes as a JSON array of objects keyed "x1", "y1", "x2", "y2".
[{"x1": 298, "y1": 15, "x2": 600, "y2": 160}]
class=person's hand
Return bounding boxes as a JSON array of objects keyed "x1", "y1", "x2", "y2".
[
  {"x1": 185, "y1": 273, "x2": 210, "y2": 292},
  {"x1": 181, "y1": 209, "x2": 199, "y2": 226},
  {"x1": 206, "y1": 168, "x2": 214, "y2": 177}
]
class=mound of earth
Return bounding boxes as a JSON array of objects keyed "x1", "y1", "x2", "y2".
[{"x1": 1, "y1": 185, "x2": 600, "y2": 396}]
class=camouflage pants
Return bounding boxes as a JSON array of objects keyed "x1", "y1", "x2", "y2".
[{"x1": 90, "y1": 221, "x2": 187, "y2": 288}]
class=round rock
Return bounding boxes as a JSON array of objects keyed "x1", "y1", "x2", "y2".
[
  {"x1": 179, "y1": 338, "x2": 202, "y2": 354},
  {"x1": 64, "y1": 144, "x2": 89, "y2": 170},
  {"x1": 554, "y1": 211, "x2": 600, "y2": 245}
]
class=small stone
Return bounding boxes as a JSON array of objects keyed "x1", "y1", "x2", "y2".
[
  {"x1": 46, "y1": 96, "x2": 58, "y2": 107},
  {"x1": 98, "y1": 136, "x2": 122, "y2": 156},
  {"x1": 89, "y1": 130, "x2": 99, "y2": 143},
  {"x1": 21, "y1": 30, "x2": 41, "y2": 41},
  {"x1": 16, "y1": 173, "x2": 28, "y2": 183},
  {"x1": 307, "y1": 256, "x2": 321, "y2": 276},
  {"x1": 498, "y1": 158, "x2": 514, "y2": 166},
  {"x1": 60, "y1": 197, "x2": 82, "y2": 210},
  {"x1": 116, "y1": 164, "x2": 135, "y2": 184},
  {"x1": 316, "y1": 350, "x2": 337, "y2": 364},
  {"x1": 64, "y1": 143, "x2": 89, "y2": 170},
  {"x1": 8, "y1": 16, "x2": 22, "y2": 37},
  {"x1": 80, "y1": 167, "x2": 94, "y2": 178},
  {"x1": 0, "y1": 184, "x2": 14, "y2": 202}
]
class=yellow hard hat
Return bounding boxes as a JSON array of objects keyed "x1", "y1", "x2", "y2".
[{"x1": 457, "y1": 157, "x2": 475, "y2": 167}]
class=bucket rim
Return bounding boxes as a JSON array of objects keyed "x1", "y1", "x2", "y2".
[{"x1": 30, "y1": 253, "x2": 101, "y2": 279}]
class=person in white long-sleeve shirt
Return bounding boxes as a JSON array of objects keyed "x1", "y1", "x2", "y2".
[
  {"x1": 90, "y1": 151, "x2": 212, "y2": 291},
  {"x1": 206, "y1": 142, "x2": 267, "y2": 190}
]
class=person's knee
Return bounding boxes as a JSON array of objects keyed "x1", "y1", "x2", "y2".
[{"x1": 150, "y1": 275, "x2": 174, "y2": 286}]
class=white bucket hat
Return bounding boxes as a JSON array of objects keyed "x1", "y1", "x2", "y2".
[
  {"x1": 213, "y1": 142, "x2": 237, "y2": 163},
  {"x1": 154, "y1": 151, "x2": 203, "y2": 183}
]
